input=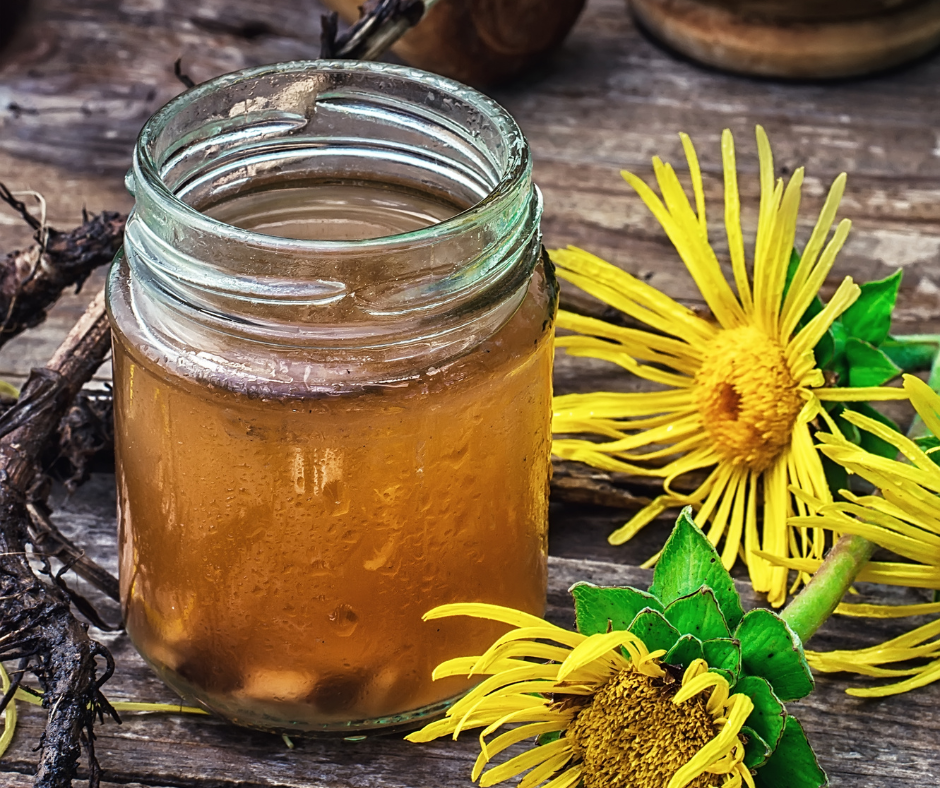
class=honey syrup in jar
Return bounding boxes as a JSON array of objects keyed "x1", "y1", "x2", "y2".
[{"x1": 108, "y1": 61, "x2": 554, "y2": 732}]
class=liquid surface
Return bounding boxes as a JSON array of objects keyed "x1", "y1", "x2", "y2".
[
  {"x1": 112, "y1": 186, "x2": 554, "y2": 730},
  {"x1": 204, "y1": 182, "x2": 461, "y2": 241}
]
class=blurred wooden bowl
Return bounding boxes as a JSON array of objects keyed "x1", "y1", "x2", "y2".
[
  {"x1": 629, "y1": 0, "x2": 940, "y2": 78},
  {"x1": 323, "y1": 0, "x2": 586, "y2": 87}
]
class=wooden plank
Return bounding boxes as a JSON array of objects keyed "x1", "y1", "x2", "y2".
[
  {"x1": 0, "y1": 0, "x2": 938, "y2": 363},
  {"x1": 2, "y1": 477, "x2": 939, "y2": 787},
  {"x1": 1, "y1": 0, "x2": 939, "y2": 785}
]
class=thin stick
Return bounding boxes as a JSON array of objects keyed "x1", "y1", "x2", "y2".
[{"x1": 0, "y1": 287, "x2": 117, "y2": 788}]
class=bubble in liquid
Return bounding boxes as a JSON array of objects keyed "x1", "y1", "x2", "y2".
[{"x1": 328, "y1": 604, "x2": 359, "y2": 637}]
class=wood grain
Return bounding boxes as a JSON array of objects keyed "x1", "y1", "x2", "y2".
[
  {"x1": 1, "y1": 0, "x2": 940, "y2": 785},
  {"x1": 1, "y1": 477, "x2": 938, "y2": 787}
]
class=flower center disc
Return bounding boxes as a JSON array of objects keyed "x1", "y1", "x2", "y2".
[
  {"x1": 694, "y1": 326, "x2": 803, "y2": 472},
  {"x1": 567, "y1": 668, "x2": 717, "y2": 788}
]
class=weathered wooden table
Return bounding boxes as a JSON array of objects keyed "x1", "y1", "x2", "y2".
[{"x1": 2, "y1": 1, "x2": 940, "y2": 786}]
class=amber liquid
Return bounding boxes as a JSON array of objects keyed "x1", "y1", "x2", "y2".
[{"x1": 113, "y1": 182, "x2": 553, "y2": 731}]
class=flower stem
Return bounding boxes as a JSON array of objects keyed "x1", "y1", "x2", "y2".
[
  {"x1": 781, "y1": 533, "x2": 878, "y2": 643},
  {"x1": 783, "y1": 342, "x2": 940, "y2": 643}
]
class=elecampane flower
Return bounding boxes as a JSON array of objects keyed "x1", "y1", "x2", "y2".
[
  {"x1": 551, "y1": 127, "x2": 906, "y2": 606},
  {"x1": 406, "y1": 603, "x2": 754, "y2": 788},
  {"x1": 790, "y1": 374, "x2": 940, "y2": 696}
]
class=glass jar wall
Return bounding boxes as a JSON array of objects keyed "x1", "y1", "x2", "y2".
[{"x1": 107, "y1": 61, "x2": 555, "y2": 733}]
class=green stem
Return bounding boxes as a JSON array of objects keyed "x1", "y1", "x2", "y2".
[
  {"x1": 881, "y1": 333, "x2": 940, "y2": 374},
  {"x1": 781, "y1": 534, "x2": 877, "y2": 643},
  {"x1": 783, "y1": 342, "x2": 940, "y2": 644}
]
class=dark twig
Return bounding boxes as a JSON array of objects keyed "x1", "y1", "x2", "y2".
[
  {"x1": 26, "y1": 501, "x2": 120, "y2": 604},
  {"x1": 0, "y1": 187, "x2": 124, "y2": 351},
  {"x1": 320, "y1": 0, "x2": 427, "y2": 60},
  {"x1": 0, "y1": 389, "x2": 116, "y2": 492},
  {"x1": 0, "y1": 184, "x2": 43, "y2": 233},
  {"x1": 55, "y1": 389, "x2": 115, "y2": 492},
  {"x1": 173, "y1": 58, "x2": 196, "y2": 89},
  {"x1": 0, "y1": 289, "x2": 118, "y2": 788}
]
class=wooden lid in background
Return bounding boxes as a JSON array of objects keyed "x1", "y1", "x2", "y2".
[{"x1": 630, "y1": 0, "x2": 940, "y2": 78}]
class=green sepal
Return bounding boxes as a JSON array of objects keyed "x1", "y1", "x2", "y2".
[
  {"x1": 845, "y1": 338, "x2": 901, "y2": 388},
  {"x1": 735, "y1": 609, "x2": 814, "y2": 702},
  {"x1": 664, "y1": 634, "x2": 703, "y2": 668},
  {"x1": 742, "y1": 725, "x2": 772, "y2": 770},
  {"x1": 736, "y1": 675, "x2": 787, "y2": 755},
  {"x1": 753, "y1": 716, "x2": 828, "y2": 788},
  {"x1": 536, "y1": 731, "x2": 562, "y2": 746},
  {"x1": 702, "y1": 638, "x2": 741, "y2": 683},
  {"x1": 852, "y1": 401, "x2": 901, "y2": 460},
  {"x1": 649, "y1": 507, "x2": 744, "y2": 629},
  {"x1": 881, "y1": 336, "x2": 937, "y2": 372},
  {"x1": 570, "y1": 582, "x2": 664, "y2": 636},
  {"x1": 840, "y1": 269, "x2": 902, "y2": 346},
  {"x1": 0, "y1": 380, "x2": 19, "y2": 399},
  {"x1": 664, "y1": 588, "x2": 731, "y2": 641},
  {"x1": 627, "y1": 608, "x2": 681, "y2": 654}
]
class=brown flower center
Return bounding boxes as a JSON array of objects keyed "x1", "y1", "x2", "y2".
[
  {"x1": 694, "y1": 325, "x2": 803, "y2": 473},
  {"x1": 566, "y1": 668, "x2": 718, "y2": 788}
]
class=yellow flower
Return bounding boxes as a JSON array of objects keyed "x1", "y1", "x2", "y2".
[
  {"x1": 551, "y1": 127, "x2": 907, "y2": 606},
  {"x1": 788, "y1": 374, "x2": 940, "y2": 696},
  {"x1": 406, "y1": 603, "x2": 754, "y2": 788}
]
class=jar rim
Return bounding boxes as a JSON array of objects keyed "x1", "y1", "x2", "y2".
[{"x1": 133, "y1": 59, "x2": 531, "y2": 252}]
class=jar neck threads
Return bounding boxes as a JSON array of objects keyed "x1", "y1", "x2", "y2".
[{"x1": 114, "y1": 61, "x2": 542, "y2": 383}]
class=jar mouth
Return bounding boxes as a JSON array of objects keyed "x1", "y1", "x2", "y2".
[{"x1": 133, "y1": 60, "x2": 530, "y2": 251}]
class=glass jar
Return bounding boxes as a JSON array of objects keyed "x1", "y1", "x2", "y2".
[{"x1": 107, "y1": 61, "x2": 555, "y2": 733}]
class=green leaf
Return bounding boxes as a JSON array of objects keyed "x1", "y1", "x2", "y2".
[
  {"x1": 664, "y1": 588, "x2": 731, "y2": 641},
  {"x1": 536, "y1": 731, "x2": 561, "y2": 746},
  {"x1": 628, "y1": 609, "x2": 681, "y2": 654},
  {"x1": 742, "y1": 725, "x2": 773, "y2": 770},
  {"x1": 735, "y1": 609, "x2": 814, "y2": 702},
  {"x1": 709, "y1": 667, "x2": 735, "y2": 685},
  {"x1": 570, "y1": 583, "x2": 664, "y2": 636},
  {"x1": 845, "y1": 338, "x2": 901, "y2": 387},
  {"x1": 828, "y1": 403, "x2": 861, "y2": 445},
  {"x1": 812, "y1": 328, "x2": 834, "y2": 369},
  {"x1": 881, "y1": 336, "x2": 937, "y2": 372},
  {"x1": 753, "y1": 716, "x2": 828, "y2": 788},
  {"x1": 820, "y1": 453, "x2": 848, "y2": 501},
  {"x1": 851, "y1": 401, "x2": 901, "y2": 460},
  {"x1": 0, "y1": 380, "x2": 18, "y2": 399},
  {"x1": 664, "y1": 634, "x2": 703, "y2": 668},
  {"x1": 783, "y1": 247, "x2": 832, "y2": 369},
  {"x1": 781, "y1": 248, "x2": 801, "y2": 303},
  {"x1": 840, "y1": 269, "x2": 902, "y2": 346},
  {"x1": 827, "y1": 320, "x2": 849, "y2": 386},
  {"x1": 649, "y1": 507, "x2": 744, "y2": 629},
  {"x1": 702, "y1": 638, "x2": 741, "y2": 682},
  {"x1": 736, "y1": 675, "x2": 787, "y2": 754},
  {"x1": 915, "y1": 436, "x2": 940, "y2": 468}
]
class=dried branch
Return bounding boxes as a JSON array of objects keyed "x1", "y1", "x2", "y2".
[
  {"x1": 0, "y1": 186, "x2": 124, "y2": 350},
  {"x1": 173, "y1": 58, "x2": 196, "y2": 89},
  {"x1": 320, "y1": 0, "x2": 427, "y2": 60},
  {"x1": 26, "y1": 501, "x2": 120, "y2": 605},
  {"x1": 0, "y1": 389, "x2": 115, "y2": 494},
  {"x1": 0, "y1": 289, "x2": 118, "y2": 788}
]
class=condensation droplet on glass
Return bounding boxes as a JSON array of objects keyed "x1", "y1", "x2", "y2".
[{"x1": 328, "y1": 604, "x2": 359, "y2": 637}]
